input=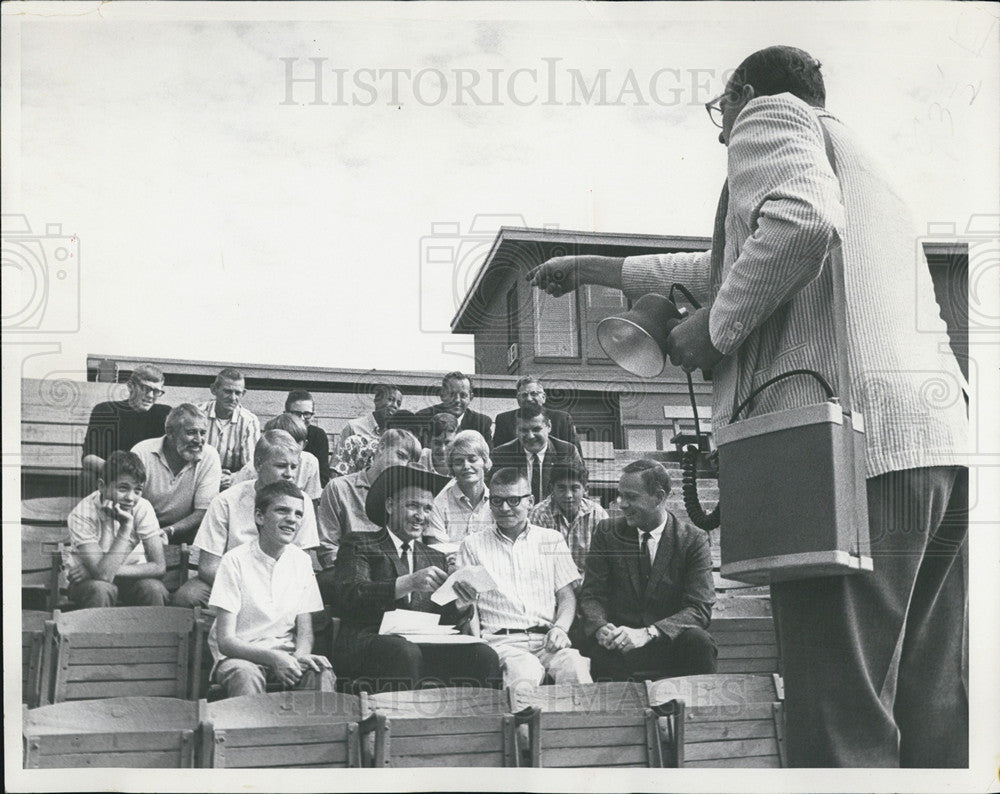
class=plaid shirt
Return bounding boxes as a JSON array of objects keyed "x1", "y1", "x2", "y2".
[{"x1": 529, "y1": 496, "x2": 608, "y2": 576}]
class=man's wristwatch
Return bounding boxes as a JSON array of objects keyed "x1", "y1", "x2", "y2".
[{"x1": 645, "y1": 625, "x2": 659, "y2": 642}]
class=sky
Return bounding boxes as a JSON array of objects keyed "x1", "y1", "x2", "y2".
[
  {"x1": 2, "y1": 4, "x2": 999, "y2": 791},
  {"x1": 2, "y1": 1, "x2": 997, "y2": 383}
]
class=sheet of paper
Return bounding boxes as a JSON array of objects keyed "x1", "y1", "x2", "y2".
[
  {"x1": 398, "y1": 634, "x2": 486, "y2": 645},
  {"x1": 431, "y1": 564, "x2": 498, "y2": 605},
  {"x1": 378, "y1": 609, "x2": 441, "y2": 635}
]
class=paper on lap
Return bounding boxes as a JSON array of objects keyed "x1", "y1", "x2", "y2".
[{"x1": 430, "y1": 564, "x2": 498, "y2": 606}]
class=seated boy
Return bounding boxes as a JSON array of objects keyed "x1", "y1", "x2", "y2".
[
  {"x1": 209, "y1": 479, "x2": 333, "y2": 698},
  {"x1": 230, "y1": 413, "x2": 322, "y2": 502},
  {"x1": 66, "y1": 450, "x2": 168, "y2": 608}
]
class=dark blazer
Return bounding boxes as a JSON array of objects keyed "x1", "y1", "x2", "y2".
[
  {"x1": 579, "y1": 514, "x2": 715, "y2": 641},
  {"x1": 488, "y1": 436, "x2": 586, "y2": 500},
  {"x1": 330, "y1": 529, "x2": 467, "y2": 660},
  {"x1": 415, "y1": 405, "x2": 494, "y2": 448},
  {"x1": 304, "y1": 423, "x2": 331, "y2": 487},
  {"x1": 493, "y1": 407, "x2": 580, "y2": 452}
]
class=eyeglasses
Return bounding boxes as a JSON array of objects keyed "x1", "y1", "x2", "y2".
[
  {"x1": 289, "y1": 410, "x2": 314, "y2": 420},
  {"x1": 705, "y1": 92, "x2": 726, "y2": 129},
  {"x1": 131, "y1": 382, "x2": 165, "y2": 398},
  {"x1": 489, "y1": 494, "x2": 532, "y2": 509}
]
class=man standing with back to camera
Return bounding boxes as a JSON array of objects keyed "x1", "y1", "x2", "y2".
[{"x1": 528, "y1": 46, "x2": 968, "y2": 768}]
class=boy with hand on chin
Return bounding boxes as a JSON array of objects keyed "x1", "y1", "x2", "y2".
[
  {"x1": 208, "y1": 479, "x2": 332, "y2": 698},
  {"x1": 66, "y1": 450, "x2": 168, "y2": 609}
]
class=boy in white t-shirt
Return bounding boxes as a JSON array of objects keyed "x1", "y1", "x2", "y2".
[
  {"x1": 66, "y1": 450, "x2": 168, "y2": 608},
  {"x1": 209, "y1": 479, "x2": 332, "y2": 698}
]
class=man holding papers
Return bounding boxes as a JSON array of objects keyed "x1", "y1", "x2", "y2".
[
  {"x1": 329, "y1": 464, "x2": 500, "y2": 692},
  {"x1": 457, "y1": 467, "x2": 592, "y2": 690}
]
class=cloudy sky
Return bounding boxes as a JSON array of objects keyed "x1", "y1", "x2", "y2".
[{"x1": 3, "y1": 1, "x2": 997, "y2": 382}]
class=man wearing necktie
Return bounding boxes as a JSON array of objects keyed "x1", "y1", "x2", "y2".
[
  {"x1": 489, "y1": 404, "x2": 585, "y2": 503},
  {"x1": 527, "y1": 45, "x2": 969, "y2": 768},
  {"x1": 579, "y1": 459, "x2": 717, "y2": 683},
  {"x1": 329, "y1": 464, "x2": 500, "y2": 692}
]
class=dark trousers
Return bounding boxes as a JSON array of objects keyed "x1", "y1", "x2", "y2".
[
  {"x1": 585, "y1": 627, "x2": 717, "y2": 682},
  {"x1": 771, "y1": 466, "x2": 968, "y2": 768},
  {"x1": 334, "y1": 633, "x2": 501, "y2": 693}
]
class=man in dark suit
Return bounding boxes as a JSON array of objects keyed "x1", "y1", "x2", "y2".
[
  {"x1": 285, "y1": 389, "x2": 332, "y2": 487},
  {"x1": 493, "y1": 375, "x2": 580, "y2": 452},
  {"x1": 489, "y1": 405, "x2": 586, "y2": 503},
  {"x1": 415, "y1": 371, "x2": 493, "y2": 448},
  {"x1": 580, "y1": 459, "x2": 716, "y2": 681},
  {"x1": 328, "y1": 464, "x2": 500, "y2": 692}
]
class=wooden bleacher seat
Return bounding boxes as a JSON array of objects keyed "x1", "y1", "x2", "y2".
[
  {"x1": 711, "y1": 599, "x2": 781, "y2": 676},
  {"x1": 677, "y1": 700, "x2": 787, "y2": 768},
  {"x1": 365, "y1": 686, "x2": 510, "y2": 719},
  {"x1": 44, "y1": 606, "x2": 202, "y2": 704},
  {"x1": 507, "y1": 680, "x2": 649, "y2": 715},
  {"x1": 663, "y1": 405, "x2": 713, "y2": 454},
  {"x1": 377, "y1": 709, "x2": 528, "y2": 767},
  {"x1": 21, "y1": 540, "x2": 61, "y2": 612},
  {"x1": 525, "y1": 701, "x2": 682, "y2": 768},
  {"x1": 22, "y1": 611, "x2": 50, "y2": 708},
  {"x1": 21, "y1": 496, "x2": 78, "y2": 526},
  {"x1": 198, "y1": 691, "x2": 368, "y2": 768},
  {"x1": 645, "y1": 673, "x2": 781, "y2": 709},
  {"x1": 23, "y1": 697, "x2": 199, "y2": 768}
]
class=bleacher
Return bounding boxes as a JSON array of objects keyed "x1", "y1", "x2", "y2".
[{"x1": 18, "y1": 369, "x2": 783, "y2": 770}]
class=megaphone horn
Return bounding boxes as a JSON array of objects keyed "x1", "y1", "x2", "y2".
[{"x1": 596, "y1": 293, "x2": 688, "y2": 377}]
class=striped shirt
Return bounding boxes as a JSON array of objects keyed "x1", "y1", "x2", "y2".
[
  {"x1": 426, "y1": 480, "x2": 492, "y2": 544},
  {"x1": 198, "y1": 401, "x2": 261, "y2": 473},
  {"x1": 458, "y1": 524, "x2": 580, "y2": 633},
  {"x1": 529, "y1": 496, "x2": 608, "y2": 575},
  {"x1": 621, "y1": 94, "x2": 967, "y2": 478}
]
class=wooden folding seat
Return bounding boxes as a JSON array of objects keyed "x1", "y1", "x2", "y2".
[
  {"x1": 646, "y1": 673, "x2": 781, "y2": 710},
  {"x1": 22, "y1": 611, "x2": 50, "y2": 707},
  {"x1": 199, "y1": 691, "x2": 369, "y2": 768},
  {"x1": 677, "y1": 700, "x2": 787, "y2": 768},
  {"x1": 21, "y1": 540, "x2": 61, "y2": 611},
  {"x1": 377, "y1": 709, "x2": 528, "y2": 767},
  {"x1": 507, "y1": 681, "x2": 649, "y2": 715},
  {"x1": 711, "y1": 598, "x2": 781, "y2": 676},
  {"x1": 23, "y1": 696, "x2": 199, "y2": 768},
  {"x1": 365, "y1": 686, "x2": 510, "y2": 719},
  {"x1": 525, "y1": 701, "x2": 682, "y2": 768},
  {"x1": 21, "y1": 496, "x2": 78, "y2": 527},
  {"x1": 43, "y1": 606, "x2": 201, "y2": 704}
]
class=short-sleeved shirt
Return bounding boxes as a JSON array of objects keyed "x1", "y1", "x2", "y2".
[
  {"x1": 208, "y1": 540, "x2": 324, "y2": 663},
  {"x1": 529, "y1": 496, "x2": 609, "y2": 575},
  {"x1": 426, "y1": 480, "x2": 492, "y2": 544},
  {"x1": 315, "y1": 469, "x2": 377, "y2": 568},
  {"x1": 193, "y1": 480, "x2": 319, "y2": 558},
  {"x1": 82, "y1": 401, "x2": 170, "y2": 462},
  {"x1": 131, "y1": 436, "x2": 222, "y2": 526},
  {"x1": 228, "y1": 451, "x2": 322, "y2": 500},
  {"x1": 67, "y1": 490, "x2": 162, "y2": 569},
  {"x1": 458, "y1": 524, "x2": 580, "y2": 633},
  {"x1": 197, "y1": 401, "x2": 261, "y2": 473}
]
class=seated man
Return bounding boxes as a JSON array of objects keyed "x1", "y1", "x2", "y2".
[
  {"x1": 81, "y1": 364, "x2": 170, "y2": 479},
  {"x1": 340, "y1": 383, "x2": 403, "y2": 444},
  {"x1": 131, "y1": 404, "x2": 222, "y2": 545},
  {"x1": 529, "y1": 463, "x2": 609, "y2": 579},
  {"x1": 209, "y1": 479, "x2": 332, "y2": 698},
  {"x1": 417, "y1": 412, "x2": 458, "y2": 476},
  {"x1": 315, "y1": 428, "x2": 422, "y2": 572},
  {"x1": 66, "y1": 451, "x2": 168, "y2": 608},
  {"x1": 493, "y1": 375, "x2": 580, "y2": 452},
  {"x1": 172, "y1": 430, "x2": 320, "y2": 608},
  {"x1": 415, "y1": 371, "x2": 493, "y2": 448},
  {"x1": 329, "y1": 464, "x2": 500, "y2": 692},
  {"x1": 285, "y1": 389, "x2": 332, "y2": 487},
  {"x1": 425, "y1": 430, "x2": 492, "y2": 545},
  {"x1": 198, "y1": 368, "x2": 261, "y2": 490},
  {"x1": 230, "y1": 413, "x2": 322, "y2": 502},
  {"x1": 580, "y1": 460, "x2": 717, "y2": 681},
  {"x1": 457, "y1": 468, "x2": 591, "y2": 690},
  {"x1": 490, "y1": 405, "x2": 586, "y2": 503}
]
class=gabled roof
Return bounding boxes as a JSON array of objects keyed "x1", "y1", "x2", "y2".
[{"x1": 450, "y1": 227, "x2": 711, "y2": 333}]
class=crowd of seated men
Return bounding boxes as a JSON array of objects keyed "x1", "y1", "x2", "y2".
[{"x1": 69, "y1": 364, "x2": 717, "y2": 700}]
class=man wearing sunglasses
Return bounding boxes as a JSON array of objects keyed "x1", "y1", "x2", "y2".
[
  {"x1": 82, "y1": 363, "x2": 171, "y2": 480},
  {"x1": 526, "y1": 46, "x2": 969, "y2": 768},
  {"x1": 456, "y1": 467, "x2": 592, "y2": 691}
]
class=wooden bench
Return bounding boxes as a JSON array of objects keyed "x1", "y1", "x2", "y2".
[
  {"x1": 365, "y1": 686, "x2": 511, "y2": 719},
  {"x1": 43, "y1": 606, "x2": 203, "y2": 704},
  {"x1": 22, "y1": 611, "x2": 50, "y2": 709},
  {"x1": 646, "y1": 673, "x2": 781, "y2": 710},
  {"x1": 677, "y1": 700, "x2": 787, "y2": 768},
  {"x1": 376, "y1": 710, "x2": 527, "y2": 767},
  {"x1": 508, "y1": 681, "x2": 649, "y2": 715},
  {"x1": 199, "y1": 691, "x2": 368, "y2": 768},
  {"x1": 711, "y1": 599, "x2": 781, "y2": 676},
  {"x1": 23, "y1": 696, "x2": 200, "y2": 768}
]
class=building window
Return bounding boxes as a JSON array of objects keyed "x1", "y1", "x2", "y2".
[
  {"x1": 533, "y1": 290, "x2": 579, "y2": 358},
  {"x1": 585, "y1": 286, "x2": 627, "y2": 361}
]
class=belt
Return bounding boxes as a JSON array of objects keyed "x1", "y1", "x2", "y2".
[{"x1": 492, "y1": 626, "x2": 550, "y2": 635}]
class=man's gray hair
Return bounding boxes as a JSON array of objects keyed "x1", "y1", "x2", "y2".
[
  {"x1": 165, "y1": 403, "x2": 206, "y2": 433},
  {"x1": 129, "y1": 363, "x2": 164, "y2": 384}
]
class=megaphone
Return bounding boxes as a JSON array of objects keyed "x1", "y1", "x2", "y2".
[{"x1": 596, "y1": 293, "x2": 688, "y2": 377}]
